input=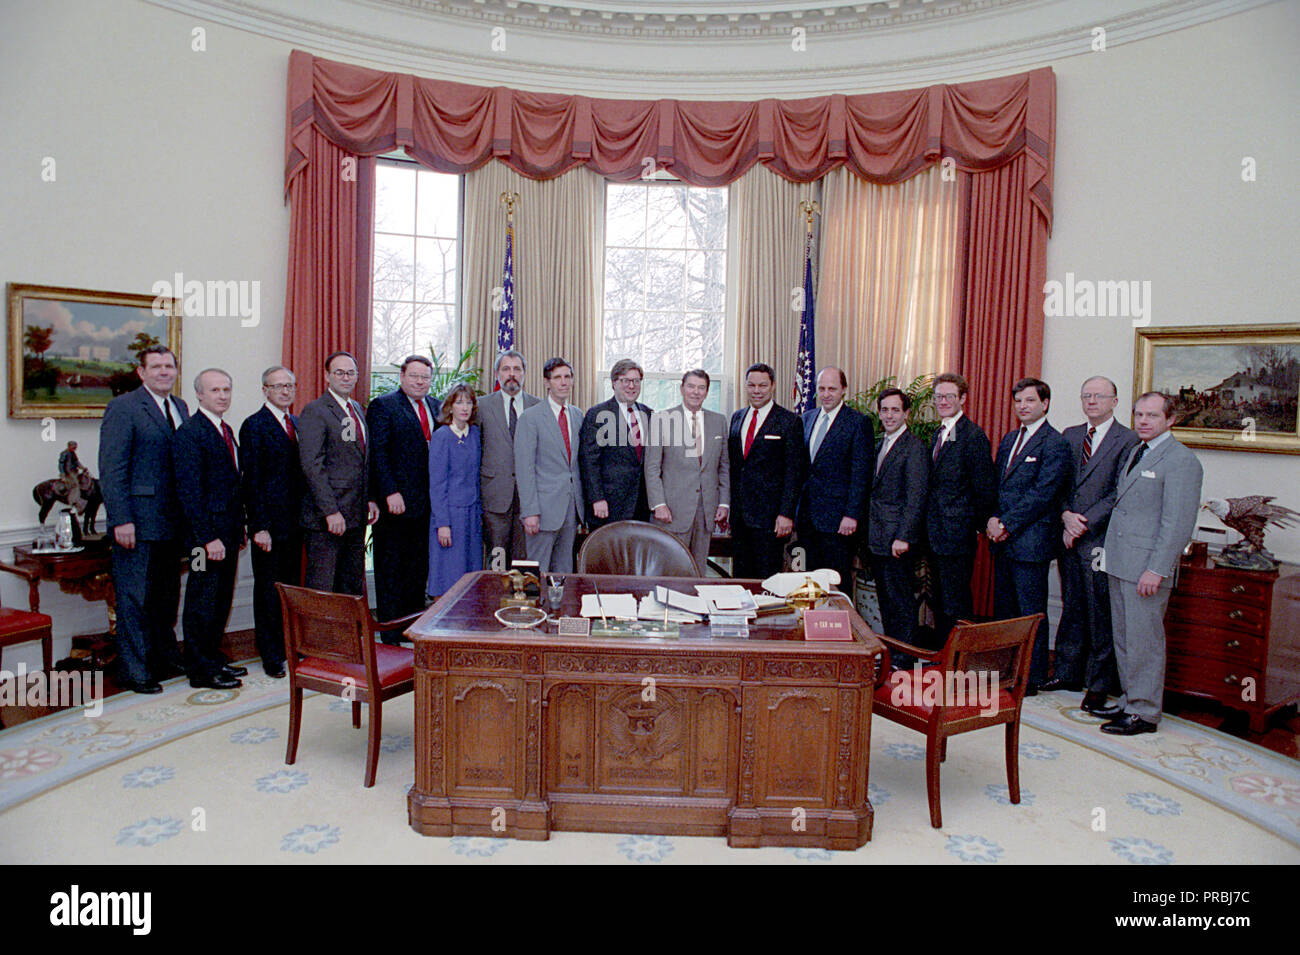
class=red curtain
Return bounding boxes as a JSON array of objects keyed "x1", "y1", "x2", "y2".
[{"x1": 283, "y1": 53, "x2": 1056, "y2": 612}]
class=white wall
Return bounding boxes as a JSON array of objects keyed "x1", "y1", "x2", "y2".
[
  {"x1": 2, "y1": 0, "x2": 1296, "y2": 669},
  {"x1": 1043, "y1": 0, "x2": 1300, "y2": 561}
]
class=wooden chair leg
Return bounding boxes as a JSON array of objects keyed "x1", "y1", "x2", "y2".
[
  {"x1": 352, "y1": 701, "x2": 361, "y2": 728},
  {"x1": 925, "y1": 726, "x2": 943, "y2": 828},
  {"x1": 1005, "y1": 720, "x2": 1021, "y2": 804},
  {"x1": 286, "y1": 686, "x2": 303, "y2": 765},
  {"x1": 939, "y1": 738, "x2": 947, "y2": 763},
  {"x1": 364, "y1": 699, "x2": 382, "y2": 788},
  {"x1": 42, "y1": 633, "x2": 53, "y2": 673}
]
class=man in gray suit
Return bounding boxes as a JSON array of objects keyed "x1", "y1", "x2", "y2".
[
  {"x1": 298, "y1": 351, "x2": 379, "y2": 596},
  {"x1": 644, "y1": 369, "x2": 730, "y2": 574},
  {"x1": 1048, "y1": 375, "x2": 1139, "y2": 712},
  {"x1": 479, "y1": 350, "x2": 540, "y2": 569},
  {"x1": 1096, "y1": 392, "x2": 1203, "y2": 736},
  {"x1": 514, "y1": 357, "x2": 584, "y2": 575}
]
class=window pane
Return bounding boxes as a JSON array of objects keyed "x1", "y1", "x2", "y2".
[
  {"x1": 373, "y1": 235, "x2": 415, "y2": 303},
  {"x1": 604, "y1": 248, "x2": 646, "y2": 310},
  {"x1": 415, "y1": 236, "x2": 457, "y2": 304},
  {"x1": 606, "y1": 184, "x2": 647, "y2": 248},
  {"x1": 375, "y1": 164, "x2": 415, "y2": 235},
  {"x1": 371, "y1": 301, "x2": 414, "y2": 368},
  {"x1": 415, "y1": 169, "x2": 459, "y2": 238},
  {"x1": 413, "y1": 302, "x2": 455, "y2": 360}
]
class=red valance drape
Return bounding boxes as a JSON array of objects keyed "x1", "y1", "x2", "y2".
[{"x1": 283, "y1": 52, "x2": 1055, "y2": 614}]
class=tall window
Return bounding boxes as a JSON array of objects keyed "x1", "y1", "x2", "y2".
[
  {"x1": 603, "y1": 180, "x2": 728, "y2": 411},
  {"x1": 371, "y1": 158, "x2": 462, "y2": 394}
]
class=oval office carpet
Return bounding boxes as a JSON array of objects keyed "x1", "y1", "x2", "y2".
[{"x1": 1, "y1": 671, "x2": 1297, "y2": 864}]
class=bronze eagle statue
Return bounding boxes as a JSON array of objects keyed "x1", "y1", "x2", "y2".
[{"x1": 1203, "y1": 496, "x2": 1300, "y2": 569}]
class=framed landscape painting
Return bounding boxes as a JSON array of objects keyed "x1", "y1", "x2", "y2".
[
  {"x1": 1133, "y1": 324, "x2": 1300, "y2": 454},
  {"x1": 8, "y1": 283, "x2": 182, "y2": 419}
]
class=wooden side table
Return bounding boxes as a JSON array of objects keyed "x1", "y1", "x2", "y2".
[
  {"x1": 10, "y1": 539, "x2": 116, "y2": 669},
  {"x1": 1164, "y1": 555, "x2": 1300, "y2": 732}
]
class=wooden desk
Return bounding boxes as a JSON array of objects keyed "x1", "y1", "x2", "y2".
[{"x1": 407, "y1": 571, "x2": 884, "y2": 850}]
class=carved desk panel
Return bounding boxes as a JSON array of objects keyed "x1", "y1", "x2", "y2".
[{"x1": 408, "y1": 571, "x2": 884, "y2": 850}]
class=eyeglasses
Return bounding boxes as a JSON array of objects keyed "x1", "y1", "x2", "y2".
[
  {"x1": 615, "y1": 376, "x2": 642, "y2": 385},
  {"x1": 329, "y1": 369, "x2": 357, "y2": 379},
  {"x1": 1080, "y1": 393, "x2": 1114, "y2": 400},
  {"x1": 405, "y1": 374, "x2": 432, "y2": 383},
  {"x1": 934, "y1": 392, "x2": 961, "y2": 401}
]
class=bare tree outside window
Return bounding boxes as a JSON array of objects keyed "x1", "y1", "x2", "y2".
[{"x1": 604, "y1": 181, "x2": 728, "y2": 411}]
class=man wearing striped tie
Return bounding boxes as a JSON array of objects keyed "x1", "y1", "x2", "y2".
[
  {"x1": 987, "y1": 377, "x2": 1073, "y2": 694},
  {"x1": 239, "y1": 365, "x2": 305, "y2": 677},
  {"x1": 1050, "y1": 376, "x2": 1138, "y2": 712},
  {"x1": 367, "y1": 355, "x2": 440, "y2": 640},
  {"x1": 578, "y1": 358, "x2": 653, "y2": 528}
]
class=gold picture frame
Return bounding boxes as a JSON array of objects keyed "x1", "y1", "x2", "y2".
[
  {"x1": 1133, "y1": 323, "x2": 1300, "y2": 454},
  {"x1": 8, "y1": 283, "x2": 182, "y2": 419}
]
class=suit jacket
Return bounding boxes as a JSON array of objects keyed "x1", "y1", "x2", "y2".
[
  {"x1": 367, "y1": 388, "x2": 438, "y2": 518},
  {"x1": 868, "y1": 428, "x2": 929, "y2": 556},
  {"x1": 798, "y1": 405, "x2": 872, "y2": 534},
  {"x1": 1103, "y1": 435, "x2": 1203, "y2": 584},
  {"x1": 479, "y1": 390, "x2": 540, "y2": 513},
  {"x1": 728, "y1": 403, "x2": 806, "y2": 532},
  {"x1": 925, "y1": 414, "x2": 997, "y2": 556},
  {"x1": 991, "y1": 420, "x2": 1073, "y2": 563},
  {"x1": 1061, "y1": 419, "x2": 1139, "y2": 548},
  {"x1": 643, "y1": 405, "x2": 729, "y2": 534},
  {"x1": 98, "y1": 385, "x2": 191, "y2": 540},
  {"x1": 514, "y1": 399, "x2": 585, "y2": 531},
  {"x1": 239, "y1": 405, "x2": 304, "y2": 541},
  {"x1": 298, "y1": 391, "x2": 371, "y2": 530},
  {"x1": 173, "y1": 412, "x2": 244, "y2": 552},
  {"x1": 579, "y1": 396, "x2": 653, "y2": 522}
]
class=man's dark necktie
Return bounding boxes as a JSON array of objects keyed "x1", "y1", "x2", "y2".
[
  {"x1": 509, "y1": 399, "x2": 518, "y2": 439},
  {"x1": 1006, "y1": 426, "x2": 1027, "y2": 472},
  {"x1": 1082, "y1": 426, "x2": 1095, "y2": 465},
  {"x1": 164, "y1": 398, "x2": 176, "y2": 430},
  {"x1": 1126, "y1": 442, "x2": 1148, "y2": 475}
]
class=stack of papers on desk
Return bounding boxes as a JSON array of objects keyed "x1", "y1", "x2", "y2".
[
  {"x1": 694, "y1": 584, "x2": 759, "y2": 618},
  {"x1": 580, "y1": 593, "x2": 638, "y2": 620},
  {"x1": 637, "y1": 593, "x2": 703, "y2": 624}
]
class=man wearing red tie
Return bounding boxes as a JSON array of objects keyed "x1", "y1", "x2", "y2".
[
  {"x1": 238, "y1": 365, "x2": 304, "y2": 677},
  {"x1": 173, "y1": 369, "x2": 247, "y2": 689},
  {"x1": 298, "y1": 351, "x2": 380, "y2": 597},
  {"x1": 578, "y1": 358, "x2": 653, "y2": 528},
  {"x1": 727, "y1": 362, "x2": 806, "y2": 580},
  {"x1": 367, "y1": 355, "x2": 439, "y2": 640},
  {"x1": 514, "y1": 357, "x2": 585, "y2": 576}
]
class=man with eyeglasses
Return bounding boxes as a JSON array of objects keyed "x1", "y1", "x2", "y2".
[
  {"x1": 367, "y1": 355, "x2": 440, "y2": 638},
  {"x1": 238, "y1": 365, "x2": 305, "y2": 677},
  {"x1": 924, "y1": 372, "x2": 998, "y2": 647},
  {"x1": 1050, "y1": 376, "x2": 1139, "y2": 712},
  {"x1": 298, "y1": 351, "x2": 379, "y2": 596},
  {"x1": 579, "y1": 358, "x2": 653, "y2": 529}
]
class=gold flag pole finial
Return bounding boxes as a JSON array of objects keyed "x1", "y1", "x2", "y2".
[
  {"x1": 500, "y1": 191, "x2": 520, "y2": 220},
  {"x1": 798, "y1": 199, "x2": 821, "y2": 234}
]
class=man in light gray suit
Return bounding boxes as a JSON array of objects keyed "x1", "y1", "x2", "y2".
[
  {"x1": 644, "y1": 369, "x2": 730, "y2": 574},
  {"x1": 514, "y1": 357, "x2": 584, "y2": 575},
  {"x1": 1050, "y1": 375, "x2": 1139, "y2": 712},
  {"x1": 1096, "y1": 392, "x2": 1203, "y2": 736},
  {"x1": 479, "y1": 350, "x2": 540, "y2": 569}
]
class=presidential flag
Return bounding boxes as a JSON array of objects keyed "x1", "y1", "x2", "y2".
[{"x1": 497, "y1": 219, "x2": 516, "y2": 354}]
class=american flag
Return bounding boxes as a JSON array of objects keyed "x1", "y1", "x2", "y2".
[
  {"x1": 793, "y1": 229, "x2": 816, "y2": 415},
  {"x1": 497, "y1": 220, "x2": 516, "y2": 354}
]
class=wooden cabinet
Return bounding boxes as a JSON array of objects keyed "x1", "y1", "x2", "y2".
[{"x1": 1165, "y1": 556, "x2": 1300, "y2": 732}]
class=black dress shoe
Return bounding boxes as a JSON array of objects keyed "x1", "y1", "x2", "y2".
[
  {"x1": 1080, "y1": 691, "x2": 1111, "y2": 713},
  {"x1": 263, "y1": 663, "x2": 286, "y2": 679},
  {"x1": 1040, "y1": 678, "x2": 1082, "y2": 693},
  {"x1": 120, "y1": 679, "x2": 164, "y2": 695},
  {"x1": 1088, "y1": 701, "x2": 1126, "y2": 718},
  {"x1": 190, "y1": 672, "x2": 241, "y2": 690},
  {"x1": 221, "y1": 664, "x2": 249, "y2": 677},
  {"x1": 1100, "y1": 714, "x2": 1158, "y2": 736}
]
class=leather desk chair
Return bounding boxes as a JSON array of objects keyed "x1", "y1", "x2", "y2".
[
  {"x1": 276, "y1": 583, "x2": 423, "y2": 787},
  {"x1": 872, "y1": 613, "x2": 1042, "y2": 828},
  {"x1": 576, "y1": 520, "x2": 699, "y2": 577}
]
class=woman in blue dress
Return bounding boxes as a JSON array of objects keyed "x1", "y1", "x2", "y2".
[{"x1": 427, "y1": 384, "x2": 483, "y2": 597}]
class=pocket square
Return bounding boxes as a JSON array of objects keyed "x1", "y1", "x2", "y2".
[
  {"x1": 1141, "y1": 469, "x2": 1157, "y2": 478},
  {"x1": 763, "y1": 434, "x2": 781, "y2": 440},
  {"x1": 1025, "y1": 456, "x2": 1038, "y2": 463}
]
